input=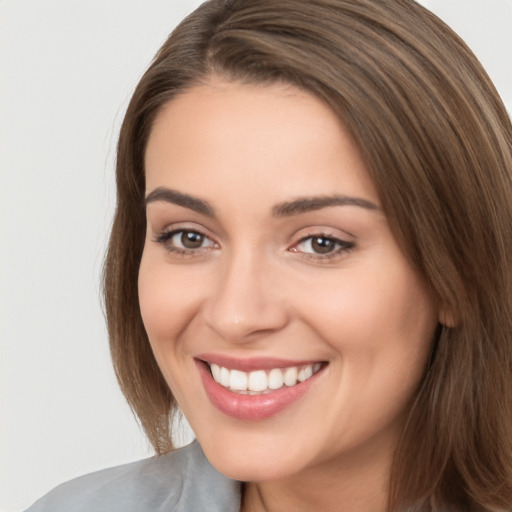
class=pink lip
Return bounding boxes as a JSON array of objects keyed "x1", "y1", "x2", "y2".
[
  {"x1": 196, "y1": 358, "x2": 325, "y2": 421},
  {"x1": 196, "y1": 353, "x2": 322, "y2": 372}
]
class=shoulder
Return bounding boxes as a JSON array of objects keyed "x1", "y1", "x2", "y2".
[{"x1": 25, "y1": 441, "x2": 241, "y2": 512}]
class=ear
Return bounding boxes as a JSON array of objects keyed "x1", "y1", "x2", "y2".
[{"x1": 438, "y1": 304, "x2": 457, "y2": 328}]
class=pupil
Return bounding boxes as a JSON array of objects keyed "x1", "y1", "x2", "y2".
[
  {"x1": 181, "y1": 231, "x2": 203, "y2": 249},
  {"x1": 312, "y1": 237, "x2": 334, "y2": 254}
]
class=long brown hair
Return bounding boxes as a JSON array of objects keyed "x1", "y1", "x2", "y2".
[{"x1": 103, "y1": 0, "x2": 512, "y2": 510}]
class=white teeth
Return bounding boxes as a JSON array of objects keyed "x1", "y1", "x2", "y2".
[
  {"x1": 268, "y1": 368, "x2": 284, "y2": 390},
  {"x1": 211, "y1": 363, "x2": 221, "y2": 382},
  {"x1": 230, "y1": 369, "x2": 248, "y2": 391},
  {"x1": 209, "y1": 362, "x2": 322, "y2": 393},
  {"x1": 248, "y1": 370, "x2": 267, "y2": 392},
  {"x1": 284, "y1": 366, "x2": 298, "y2": 386},
  {"x1": 220, "y1": 366, "x2": 230, "y2": 387},
  {"x1": 298, "y1": 365, "x2": 313, "y2": 382}
]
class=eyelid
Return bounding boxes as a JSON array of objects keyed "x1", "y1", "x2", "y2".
[
  {"x1": 152, "y1": 224, "x2": 219, "y2": 257},
  {"x1": 289, "y1": 231, "x2": 355, "y2": 261},
  {"x1": 150, "y1": 219, "x2": 216, "y2": 241},
  {"x1": 163, "y1": 230, "x2": 216, "y2": 248}
]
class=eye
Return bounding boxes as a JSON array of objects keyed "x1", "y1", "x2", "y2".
[
  {"x1": 154, "y1": 229, "x2": 217, "y2": 254},
  {"x1": 292, "y1": 234, "x2": 354, "y2": 258},
  {"x1": 172, "y1": 231, "x2": 209, "y2": 249}
]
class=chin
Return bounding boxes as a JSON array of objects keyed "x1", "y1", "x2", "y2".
[
  {"x1": 198, "y1": 431, "x2": 307, "y2": 482},
  {"x1": 208, "y1": 453, "x2": 296, "y2": 483}
]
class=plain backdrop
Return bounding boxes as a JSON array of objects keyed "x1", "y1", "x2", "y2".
[{"x1": 1, "y1": 1, "x2": 511, "y2": 511}]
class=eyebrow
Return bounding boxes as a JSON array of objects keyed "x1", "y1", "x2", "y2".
[
  {"x1": 145, "y1": 187, "x2": 380, "y2": 218},
  {"x1": 272, "y1": 195, "x2": 380, "y2": 217},
  {"x1": 145, "y1": 187, "x2": 215, "y2": 216}
]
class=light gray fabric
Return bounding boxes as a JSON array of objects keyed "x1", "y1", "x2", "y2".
[{"x1": 25, "y1": 441, "x2": 242, "y2": 512}]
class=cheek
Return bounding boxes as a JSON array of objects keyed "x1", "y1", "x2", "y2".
[
  {"x1": 293, "y1": 260, "x2": 437, "y2": 394},
  {"x1": 138, "y1": 252, "x2": 203, "y2": 349},
  {"x1": 295, "y1": 268, "x2": 437, "y2": 446},
  {"x1": 137, "y1": 252, "x2": 209, "y2": 408},
  {"x1": 298, "y1": 252, "x2": 437, "y2": 348}
]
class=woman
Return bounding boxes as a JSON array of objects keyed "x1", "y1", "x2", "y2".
[{"x1": 27, "y1": 0, "x2": 512, "y2": 510}]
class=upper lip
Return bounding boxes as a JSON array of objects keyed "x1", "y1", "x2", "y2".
[{"x1": 196, "y1": 353, "x2": 326, "y2": 372}]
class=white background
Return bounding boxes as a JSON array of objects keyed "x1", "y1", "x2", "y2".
[{"x1": 1, "y1": 1, "x2": 511, "y2": 511}]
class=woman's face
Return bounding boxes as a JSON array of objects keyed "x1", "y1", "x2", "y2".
[{"x1": 139, "y1": 79, "x2": 440, "y2": 483}]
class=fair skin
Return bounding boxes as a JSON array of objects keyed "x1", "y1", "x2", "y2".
[{"x1": 139, "y1": 78, "x2": 441, "y2": 512}]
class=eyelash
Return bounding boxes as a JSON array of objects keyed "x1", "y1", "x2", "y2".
[
  {"x1": 153, "y1": 229, "x2": 217, "y2": 257},
  {"x1": 292, "y1": 234, "x2": 355, "y2": 260},
  {"x1": 153, "y1": 229, "x2": 355, "y2": 261}
]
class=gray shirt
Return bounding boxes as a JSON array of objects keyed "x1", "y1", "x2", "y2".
[{"x1": 25, "y1": 441, "x2": 242, "y2": 511}]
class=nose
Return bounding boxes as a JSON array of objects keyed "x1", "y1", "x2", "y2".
[{"x1": 202, "y1": 248, "x2": 289, "y2": 343}]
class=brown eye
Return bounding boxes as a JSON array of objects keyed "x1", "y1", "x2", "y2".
[
  {"x1": 293, "y1": 234, "x2": 354, "y2": 258},
  {"x1": 180, "y1": 231, "x2": 205, "y2": 249},
  {"x1": 154, "y1": 229, "x2": 216, "y2": 254},
  {"x1": 311, "y1": 236, "x2": 337, "y2": 254}
]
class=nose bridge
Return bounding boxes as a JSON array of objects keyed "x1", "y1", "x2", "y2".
[{"x1": 203, "y1": 245, "x2": 287, "y2": 342}]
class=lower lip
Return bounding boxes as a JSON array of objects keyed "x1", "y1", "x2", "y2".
[{"x1": 196, "y1": 360, "x2": 324, "y2": 421}]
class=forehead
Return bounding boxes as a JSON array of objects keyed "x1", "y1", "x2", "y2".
[{"x1": 144, "y1": 79, "x2": 379, "y2": 210}]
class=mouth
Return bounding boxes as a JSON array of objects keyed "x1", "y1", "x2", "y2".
[
  {"x1": 195, "y1": 356, "x2": 327, "y2": 420},
  {"x1": 208, "y1": 361, "x2": 323, "y2": 394}
]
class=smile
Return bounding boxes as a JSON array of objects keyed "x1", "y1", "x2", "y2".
[
  {"x1": 209, "y1": 362, "x2": 323, "y2": 394},
  {"x1": 196, "y1": 356, "x2": 327, "y2": 420}
]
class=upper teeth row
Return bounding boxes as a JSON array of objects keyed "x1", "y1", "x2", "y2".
[{"x1": 210, "y1": 363, "x2": 322, "y2": 394}]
